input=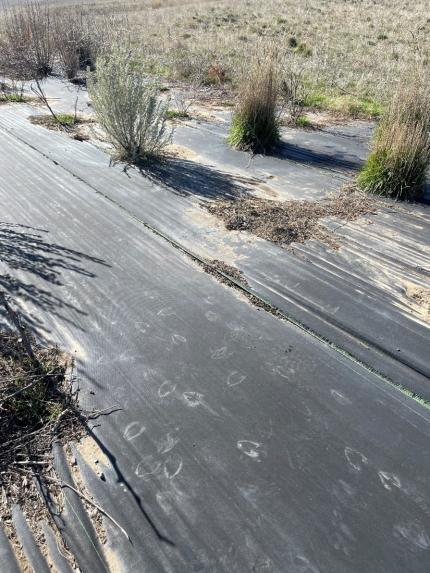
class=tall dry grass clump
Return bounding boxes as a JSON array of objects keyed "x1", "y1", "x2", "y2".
[
  {"x1": 358, "y1": 76, "x2": 430, "y2": 200},
  {"x1": 88, "y1": 43, "x2": 171, "y2": 163},
  {"x1": 0, "y1": 1, "x2": 53, "y2": 80},
  {"x1": 228, "y1": 57, "x2": 279, "y2": 153}
]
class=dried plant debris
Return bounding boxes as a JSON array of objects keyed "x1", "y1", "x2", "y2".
[
  {"x1": 0, "y1": 296, "x2": 128, "y2": 569},
  {"x1": 207, "y1": 189, "x2": 377, "y2": 248},
  {"x1": 200, "y1": 259, "x2": 249, "y2": 288},
  {"x1": 0, "y1": 296, "x2": 90, "y2": 564},
  {"x1": 0, "y1": 331, "x2": 85, "y2": 534}
]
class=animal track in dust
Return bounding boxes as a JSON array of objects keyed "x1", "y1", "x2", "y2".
[
  {"x1": 163, "y1": 454, "x2": 183, "y2": 479},
  {"x1": 182, "y1": 391, "x2": 219, "y2": 417},
  {"x1": 237, "y1": 440, "x2": 263, "y2": 460},
  {"x1": 171, "y1": 334, "x2": 187, "y2": 345},
  {"x1": 226, "y1": 371, "x2": 247, "y2": 387},
  {"x1": 377, "y1": 471, "x2": 401, "y2": 491},
  {"x1": 330, "y1": 389, "x2": 352, "y2": 406},
  {"x1": 211, "y1": 346, "x2": 229, "y2": 359},
  {"x1": 344, "y1": 447, "x2": 368, "y2": 472},
  {"x1": 123, "y1": 421, "x2": 146, "y2": 441},
  {"x1": 158, "y1": 380, "x2": 177, "y2": 398},
  {"x1": 157, "y1": 432, "x2": 179, "y2": 454},
  {"x1": 135, "y1": 455, "x2": 162, "y2": 480},
  {"x1": 183, "y1": 391, "x2": 203, "y2": 407}
]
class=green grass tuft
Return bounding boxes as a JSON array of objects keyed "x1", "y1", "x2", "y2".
[
  {"x1": 302, "y1": 92, "x2": 328, "y2": 108},
  {"x1": 228, "y1": 110, "x2": 280, "y2": 153},
  {"x1": 166, "y1": 109, "x2": 190, "y2": 120},
  {"x1": 228, "y1": 58, "x2": 279, "y2": 153},
  {"x1": 55, "y1": 113, "x2": 77, "y2": 125},
  {"x1": 358, "y1": 147, "x2": 427, "y2": 200},
  {"x1": 295, "y1": 115, "x2": 313, "y2": 128},
  {"x1": 3, "y1": 93, "x2": 27, "y2": 103}
]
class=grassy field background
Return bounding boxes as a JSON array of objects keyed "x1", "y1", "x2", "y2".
[
  {"x1": 2, "y1": 0, "x2": 429, "y2": 115},
  {"x1": 76, "y1": 0, "x2": 430, "y2": 109}
]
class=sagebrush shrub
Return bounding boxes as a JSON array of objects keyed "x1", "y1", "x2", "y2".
[
  {"x1": 228, "y1": 58, "x2": 279, "y2": 153},
  {"x1": 88, "y1": 44, "x2": 171, "y2": 162},
  {"x1": 358, "y1": 76, "x2": 430, "y2": 200}
]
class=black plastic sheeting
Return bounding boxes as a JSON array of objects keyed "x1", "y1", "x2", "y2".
[
  {"x1": 0, "y1": 525, "x2": 21, "y2": 573},
  {"x1": 0, "y1": 107, "x2": 428, "y2": 399},
  {"x1": 173, "y1": 117, "x2": 372, "y2": 195},
  {"x1": 12, "y1": 506, "x2": 51, "y2": 573},
  {"x1": 0, "y1": 104, "x2": 430, "y2": 572}
]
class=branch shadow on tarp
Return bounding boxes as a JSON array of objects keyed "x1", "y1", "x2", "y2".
[{"x1": 0, "y1": 222, "x2": 109, "y2": 339}]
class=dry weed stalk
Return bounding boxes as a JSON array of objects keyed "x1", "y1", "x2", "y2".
[
  {"x1": 280, "y1": 68, "x2": 308, "y2": 123},
  {"x1": 0, "y1": 295, "x2": 84, "y2": 534},
  {"x1": 53, "y1": 10, "x2": 98, "y2": 80},
  {"x1": 76, "y1": 0, "x2": 429, "y2": 108}
]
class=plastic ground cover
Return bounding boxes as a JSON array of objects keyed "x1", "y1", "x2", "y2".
[
  {"x1": 0, "y1": 102, "x2": 428, "y2": 400},
  {"x1": 0, "y1": 92, "x2": 430, "y2": 571}
]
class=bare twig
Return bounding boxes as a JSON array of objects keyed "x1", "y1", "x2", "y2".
[
  {"x1": 73, "y1": 94, "x2": 79, "y2": 123},
  {"x1": 46, "y1": 476, "x2": 131, "y2": 542},
  {"x1": 52, "y1": 408, "x2": 69, "y2": 432},
  {"x1": 12, "y1": 460, "x2": 49, "y2": 466},
  {"x1": 86, "y1": 406, "x2": 123, "y2": 420}
]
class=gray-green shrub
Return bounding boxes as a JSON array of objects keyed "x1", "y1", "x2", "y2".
[{"x1": 88, "y1": 44, "x2": 171, "y2": 162}]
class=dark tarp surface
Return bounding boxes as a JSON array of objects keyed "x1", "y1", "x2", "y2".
[{"x1": 0, "y1": 94, "x2": 429, "y2": 572}]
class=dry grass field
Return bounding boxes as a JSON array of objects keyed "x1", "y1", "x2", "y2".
[
  {"x1": 2, "y1": 0, "x2": 429, "y2": 117},
  {"x1": 79, "y1": 0, "x2": 430, "y2": 109}
]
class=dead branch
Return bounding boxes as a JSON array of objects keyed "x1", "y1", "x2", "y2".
[{"x1": 46, "y1": 476, "x2": 131, "y2": 542}]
